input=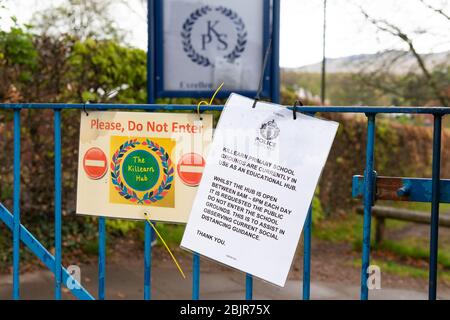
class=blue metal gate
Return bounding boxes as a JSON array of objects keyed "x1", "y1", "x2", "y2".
[{"x1": 0, "y1": 103, "x2": 448, "y2": 300}]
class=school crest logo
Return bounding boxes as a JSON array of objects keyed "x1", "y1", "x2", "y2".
[{"x1": 181, "y1": 5, "x2": 247, "y2": 67}]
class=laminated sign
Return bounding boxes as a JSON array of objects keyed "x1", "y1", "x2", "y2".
[
  {"x1": 181, "y1": 94, "x2": 339, "y2": 286},
  {"x1": 76, "y1": 111, "x2": 213, "y2": 223}
]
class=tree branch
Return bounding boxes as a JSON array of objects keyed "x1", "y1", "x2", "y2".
[
  {"x1": 360, "y1": 7, "x2": 449, "y2": 107},
  {"x1": 420, "y1": 0, "x2": 450, "y2": 21}
]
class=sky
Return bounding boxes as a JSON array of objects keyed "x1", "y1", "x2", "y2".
[{"x1": 1, "y1": 0, "x2": 449, "y2": 68}]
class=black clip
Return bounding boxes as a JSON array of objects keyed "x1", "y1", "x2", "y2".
[
  {"x1": 292, "y1": 100, "x2": 303, "y2": 120},
  {"x1": 83, "y1": 101, "x2": 90, "y2": 116}
]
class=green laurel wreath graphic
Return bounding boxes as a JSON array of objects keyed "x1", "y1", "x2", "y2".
[
  {"x1": 181, "y1": 5, "x2": 247, "y2": 67},
  {"x1": 110, "y1": 139, "x2": 174, "y2": 205}
]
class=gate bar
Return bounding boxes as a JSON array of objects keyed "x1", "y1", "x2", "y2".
[
  {"x1": 296, "y1": 106, "x2": 450, "y2": 114},
  {"x1": 302, "y1": 113, "x2": 315, "y2": 300},
  {"x1": 0, "y1": 203, "x2": 94, "y2": 299},
  {"x1": 361, "y1": 113, "x2": 376, "y2": 300},
  {"x1": 2, "y1": 104, "x2": 450, "y2": 114},
  {"x1": 98, "y1": 217, "x2": 106, "y2": 300},
  {"x1": 192, "y1": 252, "x2": 200, "y2": 300},
  {"x1": 352, "y1": 176, "x2": 450, "y2": 203},
  {"x1": 429, "y1": 114, "x2": 442, "y2": 300},
  {"x1": 12, "y1": 109, "x2": 21, "y2": 300},
  {"x1": 54, "y1": 109, "x2": 62, "y2": 299},
  {"x1": 303, "y1": 206, "x2": 312, "y2": 300},
  {"x1": 245, "y1": 274, "x2": 253, "y2": 300},
  {"x1": 144, "y1": 221, "x2": 153, "y2": 299},
  {"x1": 0, "y1": 103, "x2": 224, "y2": 111}
]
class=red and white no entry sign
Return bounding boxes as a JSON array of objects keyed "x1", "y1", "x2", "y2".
[
  {"x1": 177, "y1": 152, "x2": 205, "y2": 187},
  {"x1": 83, "y1": 147, "x2": 108, "y2": 180}
]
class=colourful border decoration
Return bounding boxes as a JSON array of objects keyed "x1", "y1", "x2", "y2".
[{"x1": 111, "y1": 139, "x2": 174, "y2": 204}]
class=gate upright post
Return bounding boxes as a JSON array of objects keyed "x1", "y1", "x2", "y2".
[
  {"x1": 54, "y1": 109, "x2": 62, "y2": 299},
  {"x1": 193, "y1": 252, "x2": 200, "y2": 300},
  {"x1": 302, "y1": 206, "x2": 312, "y2": 300},
  {"x1": 12, "y1": 109, "x2": 21, "y2": 300},
  {"x1": 144, "y1": 222, "x2": 153, "y2": 300},
  {"x1": 245, "y1": 273, "x2": 253, "y2": 300},
  {"x1": 360, "y1": 113, "x2": 376, "y2": 300},
  {"x1": 302, "y1": 112, "x2": 316, "y2": 300},
  {"x1": 429, "y1": 114, "x2": 442, "y2": 300},
  {"x1": 98, "y1": 217, "x2": 106, "y2": 300}
]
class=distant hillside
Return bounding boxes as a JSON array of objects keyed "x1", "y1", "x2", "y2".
[{"x1": 286, "y1": 50, "x2": 450, "y2": 74}]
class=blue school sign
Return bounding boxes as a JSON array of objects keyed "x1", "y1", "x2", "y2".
[{"x1": 147, "y1": 0, "x2": 280, "y2": 102}]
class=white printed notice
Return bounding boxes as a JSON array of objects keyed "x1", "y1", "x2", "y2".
[{"x1": 181, "y1": 93, "x2": 339, "y2": 287}]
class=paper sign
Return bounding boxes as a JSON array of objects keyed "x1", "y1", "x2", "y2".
[
  {"x1": 181, "y1": 94, "x2": 339, "y2": 286},
  {"x1": 76, "y1": 111, "x2": 213, "y2": 223}
]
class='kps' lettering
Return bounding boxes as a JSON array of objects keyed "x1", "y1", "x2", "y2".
[{"x1": 202, "y1": 20, "x2": 228, "y2": 51}]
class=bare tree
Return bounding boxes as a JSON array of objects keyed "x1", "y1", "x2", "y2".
[{"x1": 357, "y1": 2, "x2": 449, "y2": 107}]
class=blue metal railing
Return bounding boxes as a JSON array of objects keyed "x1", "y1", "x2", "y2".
[
  {"x1": 54, "y1": 109, "x2": 63, "y2": 300},
  {"x1": 361, "y1": 114, "x2": 376, "y2": 299},
  {"x1": 12, "y1": 110, "x2": 20, "y2": 299},
  {"x1": 98, "y1": 216, "x2": 106, "y2": 300},
  {"x1": 144, "y1": 221, "x2": 153, "y2": 300},
  {"x1": 429, "y1": 115, "x2": 442, "y2": 300},
  {"x1": 192, "y1": 252, "x2": 200, "y2": 300},
  {"x1": 0, "y1": 103, "x2": 448, "y2": 300},
  {"x1": 0, "y1": 202, "x2": 94, "y2": 299},
  {"x1": 302, "y1": 207, "x2": 312, "y2": 300}
]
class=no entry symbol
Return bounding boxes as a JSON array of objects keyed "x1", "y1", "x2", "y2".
[
  {"x1": 83, "y1": 147, "x2": 108, "y2": 180},
  {"x1": 177, "y1": 153, "x2": 206, "y2": 187}
]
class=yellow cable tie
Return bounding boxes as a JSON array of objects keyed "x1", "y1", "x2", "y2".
[
  {"x1": 144, "y1": 212, "x2": 186, "y2": 279},
  {"x1": 197, "y1": 82, "x2": 225, "y2": 116}
]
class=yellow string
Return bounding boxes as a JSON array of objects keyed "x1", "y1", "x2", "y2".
[
  {"x1": 144, "y1": 212, "x2": 186, "y2": 279},
  {"x1": 197, "y1": 82, "x2": 225, "y2": 116}
]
